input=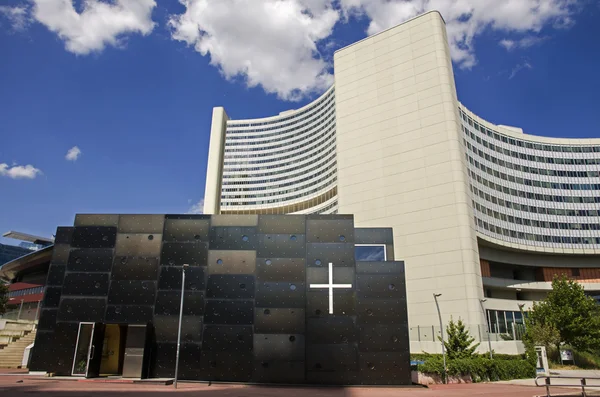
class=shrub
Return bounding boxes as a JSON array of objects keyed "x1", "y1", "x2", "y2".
[{"x1": 417, "y1": 356, "x2": 535, "y2": 382}]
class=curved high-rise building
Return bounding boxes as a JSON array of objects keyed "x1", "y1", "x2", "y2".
[{"x1": 204, "y1": 11, "x2": 600, "y2": 352}]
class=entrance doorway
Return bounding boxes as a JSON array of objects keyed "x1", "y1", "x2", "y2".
[{"x1": 71, "y1": 323, "x2": 127, "y2": 378}]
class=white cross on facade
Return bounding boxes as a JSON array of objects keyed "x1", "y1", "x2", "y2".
[{"x1": 309, "y1": 262, "x2": 352, "y2": 314}]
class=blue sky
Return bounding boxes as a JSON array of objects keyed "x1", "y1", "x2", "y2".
[{"x1": 1, "y1": 0, "x2": 600, "y2": 243}]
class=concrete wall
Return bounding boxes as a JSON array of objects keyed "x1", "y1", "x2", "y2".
[
  {"x1": 203, "y1": 107, "x2": 229, "y2": 215},
  {"x1": 334, "y1": 11, "x2": 484, "y2": 329}
]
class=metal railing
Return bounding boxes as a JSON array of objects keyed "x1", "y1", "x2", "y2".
[{"x1": 535, "y1": 375, "x2": 600, "y2": 397}]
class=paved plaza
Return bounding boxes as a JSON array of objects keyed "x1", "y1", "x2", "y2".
[{"x1": 0, "y1": 372, "x2": 587, "y2": 397}]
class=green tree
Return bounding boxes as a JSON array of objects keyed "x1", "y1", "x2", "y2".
[
  {"x1": 0, "y1": 282, "x2": 8, "y2": 315},
  {"x1": 442, "y1": 317, "x2": 480, "y2": 359},
  {"x1": 527, "y1": 275, "x2": 600, "y2": 353}
]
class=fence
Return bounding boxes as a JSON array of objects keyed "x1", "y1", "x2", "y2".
[
  {"x1": 0, "y1": 301, "x2": 40, "y2": 322},
  {"x1": 409, "y1": 323, "x2": 526, "y2": 343}
]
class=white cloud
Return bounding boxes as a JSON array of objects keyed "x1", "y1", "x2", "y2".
[
  {"x1": 499, "y1": 35, "x2": 549, "y2": 51},
  {"x1": 168, "y1": 0, "x2": 339, "y2": 101},
  {"x1": 65, "y1": 146, "x2": 82, "y2": 161},
  {"x1": 509, "y1": 61, "x2": 533, "y2": 79},
  {"x1": 187, "y1": 198, "x2": 204, "y2": 214},
  {"x1": 339, "y1": 0, "x2": 579, "y2": 69},
  {"x1": 0, "y1": 5, "x2": 30, "y2": 31},
  {"x1": 0, "y1": 163, "x2": 42, "y2": 179},
  {"x1": 31, "y1": 0, "x2": 156, "y2": 55}
]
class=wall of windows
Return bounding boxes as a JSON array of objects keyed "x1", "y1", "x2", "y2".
[
  {"x1": 220, "y1": 86, "x2": 338, "y2": 214},
  {"x1": 460, "y1": 103, "x2": 600, "y2": 251}
]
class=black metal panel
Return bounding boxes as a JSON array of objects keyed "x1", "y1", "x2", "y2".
[
  {"x1": 34, "y1": 214, "x2": 410, "y2": 385},
  {"x1": 256, "y1": 257, "x2": 305, "y2": 282},
  {"x1": 62, "y1": 273, "x2": 110, "y2": 296},
  {"x1": 42, "y1": 286, "x2": 62, "y2": 308},
  {"x1": 306, "y1": 344, "x2": 359, "y2": 371},
  {"x1": 67, "y1": 248, "x2": 114, "y2": 272},
  {"x1": 306, "y1": 243, "x2": 355, "y2": 268},
  {"x1": 255, "y1": 282, "x2": 305, "y2": 308},
  {"x1": 206, "y1": 274, "x2": 254, "y2": 299},
  {"x1": 51, "y1": 244, "x2": 71, "y2": 264},
  {"x1": 359, "y1": 324, "x2": 409, "y2": 352},
  {"x1": 257, "y1": 215, "x2": 306, "y2": 234},
  {"x1": 163, "y1": 216, "x2": 210, "y2": 242},
  {"x1": 115, "y1": 233, "x2": 162, "y2": 257},
  {"x1": 356, "y1": 274, "x2": 406, "y2": 299},
  {"x1": 106, "y1": 305, "x2": 154, "y2": 323},
  {"x1": 307, "y1": 218, "x2": 355, "y2": 244},
  {"x1": 253, "y1": 334, "x2": 304, "y2": 361},
  {"x1": 358, "y1": 352, "x2": 411, "y2": 385},
  {"x1": 256, "y1": 234, "x2": 305, "y2": 258},
  {"x1": 254, "y1": 307, "x2": 305, "y2": 334},
  {"x1": 57, "y1": 297, "x2": 106, "y2": 322},
  {"x1": 154, "y1": 315, "x2": 203, "y2": 343},
  {"x1": 307, "y1": 289, "x2": 356, "y2": 316},
  {"x1": 160, "y1": 242, "x2": 208, "y2": 266},
  {"x1": 108, "y1": 280, "x2": 156, "y2": 305},
  {"x1": 112, "y1": 257, "x2": 160, "y2": 280},
  {"x1": 118, "y1": 214, "x2": 165, "y2": 234},
  {"x1": 209, "y1": 226, "x2": 258, "y2": 250},
  {"x1": 252, "y1": 360, "x2": 305, "y2": 383},
  {"x1": 207, "y1": 250, "x2": 256, "y2": 275},
  {"x1": 202, "y1": 325, "x2": 253, "y2": 352},
  {"x1": 204, "y1": 299, "x2": 254, "y2": 325},
  {"x1": 307, "y1": 317, "x2": 358, "y2": 345},
  {"x1": 158, "y1": 266, "x2": 206, "y2": 291},
  {"x1": 197, "y1": 351, "x2": 254, "y2": 382},
  {"x1": 54, "y1": 227, "x2": 74, "y2": 244},
  {"x1": 154, "y1": 291, "x2": 204, "y2": 315},
  {"x1": 356, "y1": 298, "x2": 408, "y2": 325},
  {"x1": 46, "y1": 264, "x2": 66, "y2": 285},
  {"x1": 37, "y1": 309, "x2": 57, "y2": 331},
  {"x1": 71, "y1": 226, "x2": 117, "y2": 248}
]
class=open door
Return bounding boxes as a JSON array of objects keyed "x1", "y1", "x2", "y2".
[
  {"x1": 71, "y1": 322, "x2": 106, "y2": 378},
  {"x1": 86, "y1": 323, "x2": 106, "y2": 378}
]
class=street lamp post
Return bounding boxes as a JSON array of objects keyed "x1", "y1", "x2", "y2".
[
  {"x1": 479, "y1": 299, "x2": 493, "y2": 359},
  {"x1": 433, "y1": 293, "x2": 447, "y2": 384},
  {"x1": 174, "y1": 264, "x2": 188, "y2": 389}
]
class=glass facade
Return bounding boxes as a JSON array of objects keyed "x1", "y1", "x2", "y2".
[{"x1": 0, "y1": 243, "x2": 31, "y2": 266}]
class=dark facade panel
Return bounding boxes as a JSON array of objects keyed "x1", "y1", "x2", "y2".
[
  {"x1": 112, "y1": 257, "x2": 160, "y2": 281},
  {"x1": 71, "y1": 226, "x2": 117, "y2": 248},
  {"x1": 30, "y1": 214, "x2": 410, "y2": 386},
  {"x1": 67, "y1": 248, "x2": 114, "y2": 272}
]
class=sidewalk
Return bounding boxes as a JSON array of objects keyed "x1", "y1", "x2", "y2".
[{"x1": 0, "y1": 373, "x2": 577, "y2": 397}]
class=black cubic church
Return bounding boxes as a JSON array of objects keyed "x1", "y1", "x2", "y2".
[{"x1": 30, "y1": 214, "x2": 411, "y2": 385}]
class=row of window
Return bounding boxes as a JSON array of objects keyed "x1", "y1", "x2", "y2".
[
  {"x1": 223, "y1": 144, "x2": 337, "y2": 175},
  {"x1": 472, "y1": 184, "x2": 600, "y2": 217},
  {"x1": 461, "y1": 110, "x2": 600, "y2": 153},
  {"x1": 222, "y1": 169, "x2": 337, "y2": 201},
  {"x1": 470, "y1": 173, "x2": 600, "y2": 204},
  {"x1": 8, "y1": 286, "x2": 44, "y2": 298},
  {"x1": 466, "y1": 140, "x2": 600, "y2": 178},
  {"x1": 222, "y1": 154, "x2": 336, "y2": 188},
  {"x1": 226, "y1": 99, "x2": 335, "y2": 141},
  {"x1": 225, "y1": 106, "x2": 335, "y2": 148},
  {"x1": 222, "y1": 161, "x2": 337, "y2": 194},
  {"x1": 485, "y1": 309, "x2": 525, "y2": 334},
  {"x1": 224, "y1": 125, "x2": 335, "y2": 163},
  {"x1": 468, "y1": 155, "x2": 600, "y2": 190},
  {"x1": 474, "y1": 201, "x2": 600, "y2": 231},
  {"x1": 221, "y1": 177, "x2": 337, "y2": 207},
  {"x1": 465, "y1": 129, "x2": 600, "y2": 165},
  {"x1": 225, "y1": 117, "x2": 335, "y2": 155},
  {"x1": 227, "y1": 89, "x2": 334, "y2": 131},
  {"x1": 313, "y1": 200, "x2": 339, "y2": 214},
  {"x1": 476, "y1": 218, "x2": 600, "y2": 245}
]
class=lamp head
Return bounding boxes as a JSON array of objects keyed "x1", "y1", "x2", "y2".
[
  {"x1": 480, "y1": 299, "x2": 487, "y2": 303},
  {"x1": 433, "y1": 293, "x2": 442, "y2": 298}
]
